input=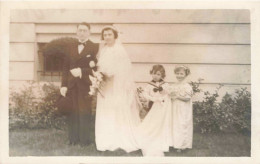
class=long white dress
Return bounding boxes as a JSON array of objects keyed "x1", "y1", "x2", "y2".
[
  {"x1": 170, "y1": 82, "x2": 193, "y2": 149},
  {"x1": 135, "y1": 81, "x2": 172, "y2": 156},
  {"x1": 95, "y1": 40, "x2": 141, "y2": 152}
]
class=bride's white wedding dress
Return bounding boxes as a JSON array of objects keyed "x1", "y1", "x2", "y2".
[{"x1": 95, "y1": 40, "x2": 141, "y2": 152}]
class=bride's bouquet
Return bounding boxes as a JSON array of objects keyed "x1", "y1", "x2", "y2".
[{"x1": 89, "y1": 70, "x2": 105, "y2": 98}]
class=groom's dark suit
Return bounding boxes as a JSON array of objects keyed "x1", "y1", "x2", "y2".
[{"x1": 61, "y1": 40, "x2": 98, "y2": 145}]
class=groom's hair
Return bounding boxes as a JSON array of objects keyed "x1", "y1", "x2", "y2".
[
  {"x1": 77, "y1": 22, "x2": 91, "y2": 30},
  {"x1": 150, "y1": 65, "x2": 166, "y2": 79},
  {"x1": 101, "y1": 27, "x2": 118, "y2": 40}
]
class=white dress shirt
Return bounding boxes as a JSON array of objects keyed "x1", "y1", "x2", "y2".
[{"x1": 78, "y1": 39, "x2": 88, "y2": 54}]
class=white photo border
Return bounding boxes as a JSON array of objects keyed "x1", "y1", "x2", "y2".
[{"x1": 0, "y1": 1, "x2": 259, "y2": 164}]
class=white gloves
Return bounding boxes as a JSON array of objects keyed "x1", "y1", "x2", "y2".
[
  {"x1": 70, "y1": 68, "x2": 82, "y2": 78},
  {"x1": 60, "y1": 87, "x2": 68, "y2": 97}
]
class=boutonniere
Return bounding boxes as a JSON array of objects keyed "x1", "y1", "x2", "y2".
[
  {"x1": 86, "y1": 54, "x2": 91, "y2": 58},
  {"x1": 89, "y1": 60, "x2": 96, "y2": 68}
]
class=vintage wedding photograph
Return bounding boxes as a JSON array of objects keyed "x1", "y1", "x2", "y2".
[{"x1": 8, "y1": 8, "x2": 251, "y2": 158}]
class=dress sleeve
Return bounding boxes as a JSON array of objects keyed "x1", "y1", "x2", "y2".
[
  {"x1": 143, "y1": 85, "x2": 157, "y2": 102},
  {"x1": 179, "y1": 83, "x2": 193, "y2": 99}
]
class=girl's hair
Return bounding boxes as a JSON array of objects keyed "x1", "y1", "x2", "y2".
[
  {"x1": 174, "y1": 65, "x2": 191, "y2": 76},
  {"x1": 101, "y1": 26, "x2": 118, "y2": 40},
  {"x1": 150, "y1": 64, "x2": 166, "y2": 79}
]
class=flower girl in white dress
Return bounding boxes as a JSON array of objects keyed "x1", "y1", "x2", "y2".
[
  {"x1": 135, "y1": 65, "x2": 171, "y2": 156},
  {"x1": 169, "y1": 65, "x2": 193, "y2": 152}
]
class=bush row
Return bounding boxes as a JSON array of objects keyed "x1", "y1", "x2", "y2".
[{"x1": 9, "y1": 82, "x2": 251, "y2": 134}]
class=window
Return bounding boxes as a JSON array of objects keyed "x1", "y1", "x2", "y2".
[{"x1": 37, "y1": 43, "x2": 63, "y2": 82}]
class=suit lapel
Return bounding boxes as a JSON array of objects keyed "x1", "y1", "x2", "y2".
[
  {"x1": 79, "y1": 40, "x2": 91, "y2": 58},
  {"x1": 72, "y1": 43, "x2": 81, "y2": 61}
]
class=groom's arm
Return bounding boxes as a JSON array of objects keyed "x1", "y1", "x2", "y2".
[
  {"x1": 81, "y1": 43, "x2": 99, "y2": 83},
  {"x1": 81, "y1": 56, "x2": 97, "y2": 84}
]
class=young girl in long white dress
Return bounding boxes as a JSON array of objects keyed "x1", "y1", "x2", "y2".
[
  {"x1": 135, "y1": 65, "x2": 171, "y2": 156},
  {"x1": 169, "y1": 65, "x2": 193, "y2": 152}
]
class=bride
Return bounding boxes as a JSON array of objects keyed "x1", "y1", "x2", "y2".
[{"x1": 95, "y1": 25, "x2": 141, "y2": 152}]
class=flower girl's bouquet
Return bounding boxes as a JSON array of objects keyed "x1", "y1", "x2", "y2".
[
  {"x1": 89, "y1": 70, "x2": 105, "y2": 98},
  {"x1": 136, "y1": 87, "x2": 150, "y2": 119}
]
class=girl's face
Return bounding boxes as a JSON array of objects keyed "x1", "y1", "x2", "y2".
[
  {"x1": 152, "y1": 71, "x2": 162, "y2": 82},
  {"x1": 103, "y1": 29, "x2": 116, "y2": 46},
  {"x1": 175, "y1": 69, "x2": 187, "y2": 82}
]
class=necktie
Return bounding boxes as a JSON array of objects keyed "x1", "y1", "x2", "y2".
[
  {"x1": 78, "y1": 42, "x2": 86, "y2": 46},
  {"x1": 153, "y1": 87, "x2": 163, "y2": 92}
]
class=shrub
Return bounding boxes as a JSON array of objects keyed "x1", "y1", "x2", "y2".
[
  {"x1": 192, "y1": 85, "x2": 221, "y2": 133},
  {"x1": 9, "y1": 82, "x2": 67, "y2": 130},
  {"x1": 42, "y1": 37, "x2": 77, "y2": 58},
  {"x1": 191, "y1": 80, "x2": 251, "y2": 134},
  {"x1": 10, "y1": 80, "x2": 251, "y2": 134}
]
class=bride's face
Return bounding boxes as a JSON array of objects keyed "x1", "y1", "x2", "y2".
[{"x1": 103, "y1": 30, "x2": 116, "y2": 46}]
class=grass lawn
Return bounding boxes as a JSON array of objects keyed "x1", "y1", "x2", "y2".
[{"x1": 9, "y1": 128, "x2": 250, "y2": 156}]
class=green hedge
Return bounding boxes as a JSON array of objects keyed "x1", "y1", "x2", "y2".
[
  {"x1": 191, "y1": 82, "x2": 251, "y2": 134},
  {"x1": 9, "y1": 82, "x2": 251, "y2": 134},
  {"x1": 9, "y1": 82, "x2": 67, "y2": 130}
]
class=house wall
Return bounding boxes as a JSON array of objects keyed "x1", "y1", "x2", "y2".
[{"x1": 9, "y1": 9, "x2": 251, "y2": 100}]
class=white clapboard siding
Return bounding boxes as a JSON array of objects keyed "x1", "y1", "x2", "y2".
[
  {"x1": 36, "y1": 33, "x2": 101, "y2": 43},
  {"x1": 114, "y1": 24, "x2": 250, "y2": 44},
  {"x1": 125, "y1": 44, "x2": 250, "y2": 64},
  {"x1": 133, "y1": 64, "x2": 250, "y2": 84},
  {"x1": 10, "y1": 43, "x2": 35, "y2": 61},
  {"x1": 35, "y1": 23, "x2": 110, "y2": 34},
  {"x1": 10, "y1": 24, "x2": 35, "y2": 42},
  {"x1": 136, "y1": 83, "x2": 250, "y2": 101},
  {"x1": 35, "y1": 23, "x2": 251, "y2": 44},
  {"x1": 10, "y1": 9, "x2": 250, "y2": 23},
  {"x1": 37, "y1": 64, "x2": 251, "y2": 85},
  {"x1": 9, "y1": 62, "x2": 34, "y2": 80}
]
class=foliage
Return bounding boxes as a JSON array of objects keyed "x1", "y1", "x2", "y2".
[
  {"x1": 9, "y1": 82, "x2": 67, "y2": 130},
  {"x1": 10, "y1": 80, "x2": 251, "y2": 134},
  {"x1": 191, "y1": 80, "x2": 251, "y2": 134},
  {"x1": 218, "y1": 88, "x2": 251, "y2": 134},
  {"x1": 42, "y1": 37, "x2": 78, "y2": 58}
]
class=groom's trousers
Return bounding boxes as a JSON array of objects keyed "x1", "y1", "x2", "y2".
[{"x1": 68, "y1": 86, "x2": 93, "y2": 145}]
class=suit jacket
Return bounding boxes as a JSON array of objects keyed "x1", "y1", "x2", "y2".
[{"x1": 61, "y1": 40, "x2": 99, "y2": 91}]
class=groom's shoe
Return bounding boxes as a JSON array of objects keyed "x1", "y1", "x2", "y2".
[
  {"x1": 68, "y1": 139, "x2": 79, "y2": 145},
  {"x1": 79, "y1": 140, "x2": 92, "y2": 147}
]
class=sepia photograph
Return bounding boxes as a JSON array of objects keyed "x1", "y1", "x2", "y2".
[{"x1": 1, "y1": 1, "x2": 260, "y2": 164}]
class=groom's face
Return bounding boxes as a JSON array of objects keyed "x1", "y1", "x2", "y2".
[{"x1": 77, "y1": 25, "x2": 90, "y2": 41}]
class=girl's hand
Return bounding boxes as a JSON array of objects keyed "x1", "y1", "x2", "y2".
[
  {"x1": 159, "y1": 89, "x2": 167, "y2": 95},
  {"x1": 169, "y1": 92, "x2": 176, "y2": 98},
  {"x1": 171, "y1": 95, "x2": 177, "y2": 101}
]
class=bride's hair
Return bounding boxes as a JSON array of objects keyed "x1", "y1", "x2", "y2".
[
  {"x1": 101, "y1": 26, "x2": 118, "y2": 40},
  {"x1": 150, "y1": 64, "x2": 166, "y2": 79}
]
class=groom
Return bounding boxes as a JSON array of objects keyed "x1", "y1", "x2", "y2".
[{"x1": 60, "y1": 22, "x2": 99, "y2": 145}]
